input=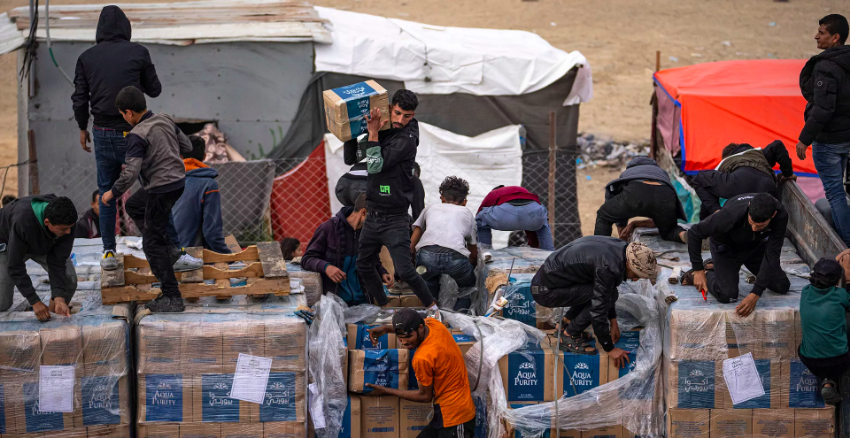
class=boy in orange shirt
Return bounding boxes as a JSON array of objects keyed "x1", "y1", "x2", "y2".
[{"x1": 367, "y1": 309, "x2": 475, "y2": 438}]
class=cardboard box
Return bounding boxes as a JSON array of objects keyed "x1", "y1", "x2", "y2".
[
  {"x1": 754, "y1": 309, "x2": 795, "y2": 360},
  {"x1": 361, "y1": 396, "x2": 400, "y2": 438},
  {"x1": 138, "y1": 322, "x2": 183, "y2": 374},
  {"x1": 183, "y1": 323, "x2": 224, "y2": 374},
  {"x1": 81, "y1": 322, "x2": 128, "y2": 377},
  {"x1": 753, "y1": 409, "x2": 794, "y2": 438},
  {"x1": 608, "y1": 330, "x2": 641, "y2": 382},
  {"x1": 222, "y1": 320, "x2": 265, "y2": 373},
  {"x1": 451, "y1": 333, "x2": 477, "y2": 357},
  {"x1": 667, "y1": 409, "x2": 710, "y2": 438},
  {"x1": 193, "y1": 373, "x2": 258, "y2": 423},
  {"x1": 14, "y1": 379, "x2": 75, "y2": 433},
  {"x1": 263, "y1": 422, "x2": 306, "y2": 438},
  {"x1": 730, "y1": 359, "x2": 781, "y2": 409},
  {"x1": 399, "y1": 400, "x2": 431, "y2": 438},
  {"x1": 386, "y1": 296, "x2": 402, "y2": 307},
  {"x1": 138, "y1": 374, "x2": 192, "y2": 424},
  {"x1": 399, "y1": 295, "x2": 424, "y2": 308},
  {"x1": 40, "y1": 325, "x2": 84, "y2": 377},
  {"x1": 323, "y1": 80, "x2": 390, "y2": 142},
  {"x1": 347, "y1": 324, "x2": 396, "y2": 351},
  {"x1": 783, "y1": 360, "x2": 825, "y2": 408},
  {"x1": 498, "y1": 348, "x2": 555, "y2": 402},
  {"x1": 348, "y1": 350, "x2": 409, "y2": 393},
  {"x1": 0, "y1": 374, "x2": 22, "y2": 434},
  {"x1": 180, "y1": 423, "x2": 222, "y2": 438},
  {"x1": 793, "y1": 311, "x2": 802, "y2": 359},
  {"x1": 87, "y1": 424, "x2": 132, "y2": 438},
  {"x1": 260, "y1": 371, "x2": 306, "y2": 423},
  {"x1": 666, "y1": 360, "x2": 725, "y2": 409},
  {"x1": 501, "y1": 285, "x2": 550, "y2": 329},
  {"x1": 794, "y1": 409, "x2": 834, "y2": 438},
  {"x1": 338, "y1": 395, "x2": 362, "y2": 438},
  {"x1": 710, "y1": 409, "x2": 752, "y2": 438},
  {"x1": 81, "y1": 375, "x2": 130, "y2": 426},
  {"x1": 669, "y1": 309, "x2": 726, "y2": 361},
  {"x1": 558, "y1": 350, "x2": 607, "y2": 398},
  {"x1": 0, "y1": 329, "x2": 41, "y2": 372},
  {"x1": 222, "y1": 423, "x2": 264, "y2": 438},
  {"x1": 581, "y1": 425, "x2": 623, "y2": 438},
  {"x1": 265, "y1": 319, "x2": 307, "y2": 372},
  {"x1": 137, "y1": 423, "x2": 180, "y2": 438}
]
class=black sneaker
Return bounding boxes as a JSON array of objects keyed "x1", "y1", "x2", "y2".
[
  {"x1": 821, "y1": 379, "x2": 843, "y2": 405},
  {"x1": 146, "y1": 295, "x2": 186, "y2": 313}
]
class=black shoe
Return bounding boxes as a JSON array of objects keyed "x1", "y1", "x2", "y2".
[
  {"x1": 821, "y1": 379, "x2": 843, "y2": 405},
  {"x1": 146, "y1": 295, "x2": 186, "y2": 313}
]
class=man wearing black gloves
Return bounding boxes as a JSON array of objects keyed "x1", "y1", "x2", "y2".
[
  {"x1": 692, "y1": 141, "x2": 796, "y2": 220},
  {"x1": 530, "y1": 236, "x2": 657, "y2": 368},
  {"x1": 0, "y1": 195, "x2": 78, "y2": 321},
  {"x1": 72, "y1": 5, "x2": 162, "y2": 268},
  {"x1": 343, "y1": 90, "x2": 435, "y2": 311},
  {"x1": 683, "y1": 193, "x2": 790, "y2": 317}
]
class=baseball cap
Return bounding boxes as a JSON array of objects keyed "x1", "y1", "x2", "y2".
[{"x1": 392, "y1": 308, "x2": 425, "y2": 337}]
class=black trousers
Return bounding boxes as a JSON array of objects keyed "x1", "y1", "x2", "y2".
[
  {"x1": 418, "y1": 418, "x2": 475, "y2": 438},
  {"x1": 594, "y1": 181, "x2": 685, "y2": 242},
  {"x1": 124, "y1": 187, "x2": 181, "y2": 247},
  {"x1": 798, "y1": 348, "x2": 849, "y2": 384},
  {"x1": 127, "y1": 188, "x2": 184, "y2": 298},
  {"x1": 706, "y1": 239, "x2": 790, "y2": 303},
  {"x1": 356, "y1": 211, "x2": 433, "y2": 307},
  {"x1": 694, "y1": 167, "x2": 777, "y2": 220},
  {"x1": 530, "y1": 270, "x2": 616, "y2": 337}
]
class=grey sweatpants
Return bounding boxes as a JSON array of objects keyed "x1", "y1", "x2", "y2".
[{"x1": 0, "y1": 252, "x2": 77, "y2": 311}]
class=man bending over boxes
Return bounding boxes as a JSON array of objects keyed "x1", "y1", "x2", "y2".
[
  {"x1": 530, "y1": 236, "x2": 657, "y2": 368},
  {"x1": 0, "y1": 195, "x2": 77, "y2": 320},
  {"x1": 366, "y1": 309, "x2": 476, "y2": 438}
]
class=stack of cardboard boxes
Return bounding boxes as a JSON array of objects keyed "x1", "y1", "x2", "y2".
[
  {"x1": 666, "y1": 304, "x2": 835, "y2": 438},
  {"x1": 136, "y1": 311, "x2": 307, "y2": 438}
]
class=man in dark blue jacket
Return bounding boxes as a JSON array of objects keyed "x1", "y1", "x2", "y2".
[
  {"x1": 172, "y1": 136, "x2": 230, "y2": 254},
  {"x1": 72, "y1": 5, "x2": 162, "y2": 266},
  {"x1": 301, "y1": 194, "x2": 392, "y2": 305}
]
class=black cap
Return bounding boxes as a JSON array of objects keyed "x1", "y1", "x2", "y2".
[
  {"x1": 392, "y1": 309, "x2": 425, "y2": 337},
  {"x1": 810, "y1": 258, "x2": 843, "y2": 289}
]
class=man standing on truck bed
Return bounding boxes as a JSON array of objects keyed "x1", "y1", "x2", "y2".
[{"x1": 343, "y1": 90, "x2": 436, "y2": 312}]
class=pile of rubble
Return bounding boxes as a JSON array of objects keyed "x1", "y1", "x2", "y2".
[{"x1": 576, "y1": 134, "x2": 651, "y2": 170}]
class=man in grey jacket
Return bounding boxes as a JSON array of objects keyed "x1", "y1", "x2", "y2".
[{"x1": 102, "y1": 86, "x2": 192, "y2": 312}]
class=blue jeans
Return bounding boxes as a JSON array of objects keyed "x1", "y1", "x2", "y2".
[
  {"x1": 476, "y1": 203, "x2": 555, "y2": 250},
  {"x1": 813, "y1": 141, "x2": 850, "y2": 246},
  {"x1": 93, "y1": 127, "x2": 128, "y2": 251},
  {"x1": 416, "y1": 247, "x2": 475, "y2": 311}
]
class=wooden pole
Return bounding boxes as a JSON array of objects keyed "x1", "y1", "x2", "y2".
[
  {"x1": 27, "y1": 129, "x2": 38, "y2": 195},
  {"x1": 650, "y1": 50, "x2": 661, "y2": 160},
  {"x1": 548, "y1": 112, "x2": 556, "y2": 241},
  {"x1": 655, "y1": 50, "x2": 661, "y2": 72}
]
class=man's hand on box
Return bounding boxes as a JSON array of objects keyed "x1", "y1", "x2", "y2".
[{"x1": 366, "y1": 108, "x2": 382, "y2": 141}]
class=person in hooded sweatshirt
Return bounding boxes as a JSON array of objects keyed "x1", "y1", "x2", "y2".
[
  {"x1": 595, "y1": 156, "x2": 688, "y2": 242},
  {"x1": 75, "y1": 190, "x2": 101, "y2": 239},
  {"x1": 72, "y1": 5, "x2": 162, "y2": 269},
  {"x1": 301, "y1": 193, "x2": 393, "y2": 306},
  {"x1": 796, "y1": 14, "x2": 850, "y2": 246},
  {"x1": 692, "y1": 141, "x2": 796, "y2": 220},
  {"x1": 168, "y1": 136, "x2": 230, "y2": 254}
]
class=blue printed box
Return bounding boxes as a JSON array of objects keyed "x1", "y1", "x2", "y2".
[
  {"x1": 323, "y1": 80, "x2": 390, "y2": 141},
  {"x1": 667, "y1": 360, "x2": 726, "y2": 409},
  {"x1": 347, "y1": 323, "x2": 396, "y2": 350},
  {"x1": 499, "y1": 348, "x2": 555, "y2": 402},
  {"x1": 193, "y1": 373, "x2": 258, "y2": 422},
  {"x1": 559, "y1": 348, "x2": 607, "y2": 398},
  {"x1": 82, "y1": 375, "x2": 128, "y2": 426},
  {"x1": 502, "y1": 285, "x2": 550, "y2": 329},
  {"x1": 784, "y1": 359, "x2": 825, "y2": 408},
  {"x1": 261, "y1": 371, "x2": 306, "y2": 423},
  {"x1": 731, "y1": 359, "x2": 781, "y2": 409},
  {"x1": 348, "y1": 349, "x2": 409, "y2": 393},
  {"x1": 20, "y1": 380, "x2": 75, "y2": 433},
  {"x1": 140, "y1": 374, "x2": 191, "y2": 423}
]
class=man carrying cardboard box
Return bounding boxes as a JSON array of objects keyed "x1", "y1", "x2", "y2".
[
  {"x1": 343, "y1": 90, "x2": 436, "y2": 311},
  {"x1": 364, "y1": 309, "x2": 476, "y2": 438}
]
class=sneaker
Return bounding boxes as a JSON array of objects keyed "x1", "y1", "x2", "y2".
[
  {"x1": 169, "y1": 247, "x2": 182, "y2": 266},
  {"x1": 146, "y1": 295, "x2": 186, "y2": 313},
  {"x1": 173, "y1": 252, "x2": 203, "y2": 272},
  {"x1": 821, "y1": 379, "x2": 843, "y2": 405},
  {"x1": 101, "y1": 251, "x2": 119, "y2": 271}
]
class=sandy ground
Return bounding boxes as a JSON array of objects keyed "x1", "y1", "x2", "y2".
[{"x1": 0, "y1": 0, "x2": 844, "y2": 233}]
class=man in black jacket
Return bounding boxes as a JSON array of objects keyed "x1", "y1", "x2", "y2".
[
  {"x1": 72, "y1": 5, "x2": 162, "y2": 265},
  {"x1": 0, "y1": 195, "x2": 78, "y2": 321},
  {"x1": 530, "y1": 236, "x2": 657, "y2": 368},
  {"x1": 796, "y1": 14, "x2": 849, "y2": 246},
  {"x1": 684, "y1": 193, "x2": 790, "y2": 317},
  {"x1": 343, "y1": 90, "x2": 434, "y2": 310},
  {"x1": 692, "y1": 141, "x2": 796, "y2": 220}
]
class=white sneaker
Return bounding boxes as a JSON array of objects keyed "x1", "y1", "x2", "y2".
[
  {"x1": 100, "y1": 251, "x2": 118, "y2": 271},
  {"x1": 173, "y1": 253, "x2": 203, "y2": 272}
]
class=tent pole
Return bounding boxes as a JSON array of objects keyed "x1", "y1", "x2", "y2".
[
  {"x1": 651, "y1": 50, "x2": 661, "y2": 161},
  {"x1": 548, "y1": 112, "x2": 556, "y2": 241}
]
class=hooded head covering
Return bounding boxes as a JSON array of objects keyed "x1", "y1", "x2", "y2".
[
  {"x1": 810, "y1": 257, "x2": 843, "y2": 289},
  {"x1": 96, "y1": 5, "x2": 131, "y2": 43},
  {"x1": 625, "y1": 241, "x2": 657, "y2": 279}
]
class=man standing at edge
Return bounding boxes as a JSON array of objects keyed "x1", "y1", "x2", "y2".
[
  {"x1": 72, "y1": 5, "x2": 162, "y2": 269},
  {"x1": 344, "y1": 90, "x2": 436, "y2": 312},
  {"x1": 796, "y1": 14, "x2": 849, "y2": 246}
]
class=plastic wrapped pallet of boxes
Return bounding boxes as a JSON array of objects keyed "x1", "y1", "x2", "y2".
[
  {"x1": 136, "y1": 304, "x2": 308, "y2": 438},
  {"x1": 0, "y1": 288, "x2": 132, "y2": 438}
]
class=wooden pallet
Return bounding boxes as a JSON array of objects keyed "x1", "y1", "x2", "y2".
[{"x1": 100, "y1": 242, "x2": 290, "y2": 304}]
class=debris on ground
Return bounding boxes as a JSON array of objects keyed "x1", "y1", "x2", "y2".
[{"x1": 575, "y1": 133, "x2": 651, "y2": 170}]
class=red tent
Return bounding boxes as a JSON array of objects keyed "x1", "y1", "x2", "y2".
[
  {"x1": 270, "y1": 143, "x2": 331, "y2": 245},
  {"x1": 653, "y1": 59, "x2": 817, "y2": 176}
]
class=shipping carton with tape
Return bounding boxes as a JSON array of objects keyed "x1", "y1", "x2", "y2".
[
  {"x1": 323, "y1": 80, "x2": 390, "y2": 142},
  {"x1": 348, "y1": 350, "x2": 409, "y2": 393},
  {"x1": 347, "y1": 323, "x2": 396, "y2": 351},
  {"x1": 399, "y1": 399, "x2": 432, "y2": 438},
  {"x1": 498, "y1": 347, "x2": 555, "y2": 402},
  {"x1": 361, "y1": 396, "x2": 400, "y2": 438}
]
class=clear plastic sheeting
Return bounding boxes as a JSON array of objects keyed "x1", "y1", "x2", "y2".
[{"x1": 308, "y1": 295, "x2": 349, "y2": 438}]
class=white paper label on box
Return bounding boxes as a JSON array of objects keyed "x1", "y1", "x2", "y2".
[
  {"x1": 39, "y1": 365, "x2": 76, "y2": 413},
  {"x1": 230, "y1": 353, "x2": 272, "y2": 404},
  {"x1": 308, "y1": 383, "x2": 326, "y2": 429},
  {"x1": 723, "y1": 352, "x2": 765, "y2": 405},
  {"x1": 289, "y1": 279, "x2": 304, "y2": 293}
]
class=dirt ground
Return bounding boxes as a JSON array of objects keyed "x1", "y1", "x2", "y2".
[{"x1": 0, "y1": 0, "x2": 843, "y2": 234}]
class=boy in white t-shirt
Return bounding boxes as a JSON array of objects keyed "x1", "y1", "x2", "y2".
[{"x1": 410, "y1": 176, "x2": 478, "y2": 311}]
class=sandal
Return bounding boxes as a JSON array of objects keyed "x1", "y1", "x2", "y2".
[
  {"x1": 558, "y1": 334, "x2": 598, "y2": 355},
  {"x1": 554, "y1": 321, "x2": 592, "y2": 341},
  {"x1": 703, "y1": 258, "x2": 714, "y2": 271},
  {"x1": 680, "y1": 269, "x2": 696, "y2": 286},
  {"x1": 821, "y1": 379, "x2": 843, "y2": 405}
]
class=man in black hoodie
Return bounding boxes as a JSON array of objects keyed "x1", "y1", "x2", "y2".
[
  {"x1": 72, "y1": 5, "x2": 162, "y2": 265},
  {"x1": 796, "y1": 14, "x2": 849, "y2": 246},
  {"x1": 343, "y1": 90, "x2": 434, "y2": 310},
  {"x1": 0, "y1": 195, "x2": 78, "y2": 321}
]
